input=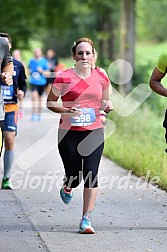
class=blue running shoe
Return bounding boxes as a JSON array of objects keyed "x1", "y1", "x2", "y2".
[
  {"x1": 37, "y1": 113, "x2": 41, "y2": 121},
  {"x1": 60, "y1": 187, "x2": 73, "y2": 205},
  {"x1": 31, "y1": 113, "x2": 38, "y2": 121},
  {"x1": 31, "y1": 113, "x2": 41, "y2": 121},
  {"x1": 79, "y1": 211, "x2": 95, "y2": 234}
]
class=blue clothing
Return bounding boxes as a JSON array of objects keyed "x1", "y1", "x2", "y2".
[
  {"x1": 0, "y1": 37, "x2": 13, "y2": 121},
  {"x1": 0, "y1": 59, "x2": 27, "y2": 104},
  {"x1": 29, "y1": 57, "x2": 49, "y2": 86},
  {"x1": 4, "y1": 111, "x2": 18, "y2": 132}
]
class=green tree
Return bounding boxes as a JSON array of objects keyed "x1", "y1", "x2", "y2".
[
  {"x1": 0, "y1": 0, "x2": 47, "y2": 48},
  {"x1": 87, "y1": 0, "x2": 120, "y2": 64},
  {"x1": 0, "y1": 0, "x2": 136, "y2": 73},
  {"x1": 137, "y1": 0, "x2": 167, "y2": 42},
  {"x1": 41, "y1": 0, "x2": 120, "y2": 63}
]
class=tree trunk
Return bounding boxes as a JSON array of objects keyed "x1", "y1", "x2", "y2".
[
  {"x1": 108, "y1": 14, "x2": 115, "y2": 61},
  {"x1": 119, "y1": 0, "x2": 136, "y2": 94},
  {"x1": 98, "y1": 39, "x2": 105, "y2": 65},
  {"x1": 97, "y1": 12, "x2": 116, "y2": 65}
]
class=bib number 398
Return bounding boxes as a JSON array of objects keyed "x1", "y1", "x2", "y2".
[{"x1": 70, "y1": 108, "x2": 96, "y2": 126}]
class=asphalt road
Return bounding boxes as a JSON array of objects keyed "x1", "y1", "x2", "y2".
[{"x1": 0, "y1": 92, "x2": 167, "y2": 252}]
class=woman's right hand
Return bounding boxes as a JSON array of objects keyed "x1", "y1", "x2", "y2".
[{"x1": 64, "y1": 106, "x2": 82, "y2": 117}]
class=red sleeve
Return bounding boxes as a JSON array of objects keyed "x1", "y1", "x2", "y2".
[
  {"x1": 95, "y1": 66, "x2": 111, "y2": 90},
  {"x1": 53, "y1": 73, "x2": 71, "y2": 92},
  {"x1": 102, "y1": 80, "x2": 110, "y2": 90}
]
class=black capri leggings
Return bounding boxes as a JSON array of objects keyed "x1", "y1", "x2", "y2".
[
  {"x1": 163, "y1": 109, "x2": 167, "y2": 152},
  {"x1": 58, "y1": 128, "x2": 104, "y2": 188}
]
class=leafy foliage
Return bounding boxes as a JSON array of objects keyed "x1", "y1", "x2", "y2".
[
  {"x1": 1, "y1": 0, "x2": 167, "y2": 50},
  {"x1": 137, "y1": 0, "x2": 167, "y2": 41},
  {"x1": 0, "y1": 0, "x2": 47, "y2": 48},
  {"x1": 0, "y1": 0, "x2": 120, "y2": 58}
]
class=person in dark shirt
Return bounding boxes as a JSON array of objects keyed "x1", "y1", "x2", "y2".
[
  {"x1": 45, "y1": 48, "x2": 58, "y2": 94},
  {"x1": 0, "y1": 33, "x2": 27, "y2": 189},
  {"x1": 0, "y1": 35, "x2": 13, "y2": 161}
]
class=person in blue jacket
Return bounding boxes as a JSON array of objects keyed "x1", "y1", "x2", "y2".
[
  {"x1": 0, "y1": 32, "x2": 27, "y2": 189},
  {"x1": 0, "y1": 35, "x2": 13, "y2": 161},
  {"x1": 29, "y1": 47, "x2": 49, "y2": 121}
]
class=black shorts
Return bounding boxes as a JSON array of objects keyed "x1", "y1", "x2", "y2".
[
  {"x1": 4, "y1": 111, "x2": 18, "y2": 133},
  {"x1": 30, "y1": 84, "x2": 45, "y2": 96},
  {"x1": 0, "y1": 120, "x2": 4, "y2": 156},
  {"x1": 163, "y1": 110, "x2": 167, "y2": 152},
  {"x1": 46, "y1": 77, "x2": 55, "y2": 85},
  {"x1": 58, "y1": 128, "x2": 104, "y2": 188},
  {"x1": 46, "y1": 71, "x2": 56, "y2": 85}
]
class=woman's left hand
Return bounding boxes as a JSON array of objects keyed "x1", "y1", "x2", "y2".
[{"x1": 102, "y1": 99, "x2": 113, "y2": 113}]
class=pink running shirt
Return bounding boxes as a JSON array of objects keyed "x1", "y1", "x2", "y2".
[{"x1": 53, "y1": 68, "x2": 111, "y2": 131}]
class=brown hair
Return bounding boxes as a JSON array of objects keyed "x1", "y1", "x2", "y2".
[
  {"x1": 71, "y1": 37, "x2": 95, "y2": 55},
  {"x1": 0, "y1": 32, "x2": 12, "y2": 44}
]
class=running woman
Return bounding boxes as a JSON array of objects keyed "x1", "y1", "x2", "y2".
[{"x1": 47, "y1": 37, "x2": 112, "y2": 234}]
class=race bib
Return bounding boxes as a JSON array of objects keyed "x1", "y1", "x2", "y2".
[
  {"x1": 1, "y1": 85, "x2": 14, "y2": 101},
  {"x1": 70, "y1": 108, "x2": 96, "y2": 126}
]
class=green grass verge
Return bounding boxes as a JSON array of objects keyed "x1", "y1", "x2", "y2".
[
  {"x1": 103, "y1": 107, "x2": 167, "y2": 190},
  {"x1": 136, "y1": 41, "x2": 167, "y2": 65}
]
